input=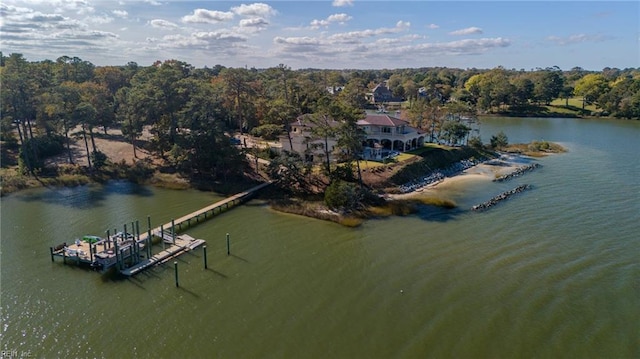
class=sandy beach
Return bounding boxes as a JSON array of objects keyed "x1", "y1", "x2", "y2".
[{"x1": 390, "y1": 156, "x2": 527, "y2": 200}]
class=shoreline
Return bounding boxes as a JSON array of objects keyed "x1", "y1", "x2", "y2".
[{"x1": 388, "y1": 154, "x2": 533, "y2": 200}]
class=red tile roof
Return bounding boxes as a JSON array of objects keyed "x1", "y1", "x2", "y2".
[{"x1": 357, "y1": 114, "x2": 409, "y2": 127}]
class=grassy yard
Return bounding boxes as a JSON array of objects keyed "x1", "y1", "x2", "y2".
[
  {"x1": 357, "y1": 143, "x2": 451, "y2": 170},
  {"x1": 548, "y1": 97, "x2": 601, "y2": 115}
]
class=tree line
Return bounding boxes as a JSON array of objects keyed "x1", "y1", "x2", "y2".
[{"x1": 1, "y1": 53, "x2": 638, "y2": 183}]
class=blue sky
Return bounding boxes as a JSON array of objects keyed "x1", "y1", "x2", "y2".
[{"x1": 1, "y1": 1, "x2": 638, "y2": 70}]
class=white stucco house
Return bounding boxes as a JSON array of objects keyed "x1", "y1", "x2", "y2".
[
  {"x1": 358, "y1": 114, "x2": 426, "y2": 160},
  {"x1": 279, "y1": 113, "x2": 425, "y2": 162},
  {"x1": 279, "y1": 114, "x2": 341, "y2": 162}
]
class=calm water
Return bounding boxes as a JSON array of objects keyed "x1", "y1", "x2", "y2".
[{"x1": 1, "y1": 117, "x2": 639, "y2": 358}]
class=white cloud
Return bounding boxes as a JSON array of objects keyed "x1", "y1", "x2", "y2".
[
  {"x1": 112, "y1": 10, "x2": 128, "y2": 18},
  {"x1": 157, "y1": 30, "x2": 248, "y2": 51},
  {"x1": 310, "y1": 13, "x2": 352, "y2": 29},
  {"x1": 396, "y1": 20, "x2": 410, "y2": 29},
  {"x1": 272, "y1": 33, "x2": 511, "y2": 68},
  {"x1": 239, "y1": 17, "x2": 269, "y2": 29},
  {"x1": 149, "y1": 19, "x2": 178, "y2": 29},
  {"x1": 182, "y1": 9, "x2": 234, "y2": 24},
  {"x1": 449, "y1": 27, "x2": 483, "y2": 36},
  {"x1": 231, "y1": 3, "x2": 276, "y2": 18},
  {"x1": 332, "y1": 0, "x2": 354, "y2": 7},
  {"x1": 428, "y1": 23, "x2": 439, "y2": 29},
  {"x1": 412, "y1": 37, "x2": 510, "y2": 54},
  {"x1": 328, "y1": 13, "x2": 352, "y2": 24},
  {"x1": 87, "y1": 15, "x2": 113, "y2": 24},
  {"x1": 1, "y1": 5, "x2": 84, "y2": 32},
  {"x1": 274, "y1": 36, "x2": 321, "y2": 46},
  {"x1": 375, "y1": 34, "x2": 422, "y2": 45},
  {"x1": 193, "y1": 30, "x2": 247, "y2": 42},
  {"x1": 327, "y1": 22, "x2": 410, "y2": 43},
  {"x1": 144, "y1": 0, "x2": 162, "y2": 6},
  {"x1": 546, "y1": 33, "x2": 611, "y2": 45}
]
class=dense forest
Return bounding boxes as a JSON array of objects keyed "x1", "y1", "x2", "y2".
[{"x1": 1, "y1": 53, "x2": 639, "y2": 190}]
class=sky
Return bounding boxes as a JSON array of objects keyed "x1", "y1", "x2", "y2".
[{"x1": 1, "y1": 0, "x2": 638, "y2": 71}]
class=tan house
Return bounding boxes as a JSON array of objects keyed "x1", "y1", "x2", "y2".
[
  {"x1": 280, "y1": 113, "x2": 425, "y2": 162},
  {"x1": 279, "y1": 114, "x2": 341, "y2": 162}
]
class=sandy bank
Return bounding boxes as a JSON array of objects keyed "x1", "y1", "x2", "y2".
[{"x1": 389, "y1": 157, "x2": 527, "y2": 200}]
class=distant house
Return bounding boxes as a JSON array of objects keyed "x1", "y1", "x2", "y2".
[
  {"x1": 365, "y1": 82, "x2": 404, "y2": 104},
  {"x1": 326, "y1": 86, "x2": 344, "y2": 95},
  {"x1": 417, "y1": 86, "x2": 444, "y2": 102},
  {"x1": 279, "y1": 114, "x2": 341, "y2": 162},
  {"x1": 279, "y1": 113, "x2": 425, "y2": 162}
]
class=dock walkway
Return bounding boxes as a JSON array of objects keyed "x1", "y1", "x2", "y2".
[
  {"x1": 139, "y1": 181, "x2": 272, "y2": 241},
  {"x1": 124, "y1": 181, "x2": 271, "y2": 276},
  {"x1": 120, "y1": 234, "x2": 204, "y2": 276}
]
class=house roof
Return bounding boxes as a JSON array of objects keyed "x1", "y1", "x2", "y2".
[
  {"x1": 357, "y1": 114, "x2": 409, "y2": 127},
  {"x1": 290, "y1": 114, "x2": 342, "y2": 128},
  {"x1": 291, "y1": 113, "x2": 423, "y2": 133}
]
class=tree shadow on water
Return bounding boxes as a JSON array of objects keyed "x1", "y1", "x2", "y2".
[
  {"x1": 416, "y1": 206, "x2": 468, "y2": 222},
  {"x1": 15, "y1": 180, "x2": 153, "y2": 209}
]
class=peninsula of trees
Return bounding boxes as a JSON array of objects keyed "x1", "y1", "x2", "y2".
[{"x1": 1, "y1": 54, "x2": 638, "y2": 203}]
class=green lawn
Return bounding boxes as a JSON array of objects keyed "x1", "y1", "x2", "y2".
[{"x1": 549, "y1": 97, "x2": 600, "y2": 113}]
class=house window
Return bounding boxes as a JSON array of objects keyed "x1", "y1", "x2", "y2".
[{"x1": 382, "y1": 127, "x2": 392, "y2": 133}]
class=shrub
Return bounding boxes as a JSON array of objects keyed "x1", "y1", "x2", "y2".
[
  {"x1": 468, "y1": 136, "x2": 484, "y2": 149},
  {"x1": 250, "y1": 124, "x2": 283, "y2": 141},
  {"x1": 331, "y1": 164, "x2": 356, "y2": 182},
  {"x1": 324, "y1": 180, "x2": 362, "y2": 211},
  {"x1": 490, "y1": 131, "x2": 509, "y2": 149},
  {"x1": 91, "y1": 151, "x2": 107, "y2": 169}
]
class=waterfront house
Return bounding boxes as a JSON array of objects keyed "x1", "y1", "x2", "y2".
[
  {"x1": 279, "y1": 113, "x2": 425, "y2": 162},
  {"x1": 358, "y1": 114, "x2": 426, "y2": 160}
]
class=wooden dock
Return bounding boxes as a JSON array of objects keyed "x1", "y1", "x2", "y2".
[
  {"x1": 120, "y1": 234, "x2": 204, "y2": 276},
  {"x1": 140, "y1": 181, "x2": 272, "y2": 238},
  {"x1": 51, "y1": 181, "x2": 271, "y2": 276}
]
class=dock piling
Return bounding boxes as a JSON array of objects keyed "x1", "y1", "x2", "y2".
[
  {"x1": 146, "y1": 216, "x2": 152, "y2": 256},
  {"x1": 114, "y1": 237, "x2": 120, "y2": 270},
  {"x1": 203, "y1": 245, "x2": 208, "y2": 269},
  {"x1": 171, "y1": 219, "x2": 176, "y2": 244},
  {"x1": 174, "y1": 261, "x2": 179, "y2": 287},
  {"x1": 226, "y1": 233, "x2": 230, "y2": 256},
  {"x1": 161, "y1": 224, "x2": 165, "y2": 250},
  {"x1": 135, "y1": 220, "x2": 141, "y2": 262}
]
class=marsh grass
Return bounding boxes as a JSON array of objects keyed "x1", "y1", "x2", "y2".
[
  {"x1": 148, "y1": 173, "x2": 190, "y2": 190},
  {"x1": 504, "y1": 141, "x2": 566, "y2": 157},
  {"x1": 43, "y1": 174, "x2": 91, "y2": 187},
  {"x1": 415, "y1": 197, "x2": 457, "y2": 208},
  {"x1": 338, "y1": 217, "x2": 364, "y2": 227}
]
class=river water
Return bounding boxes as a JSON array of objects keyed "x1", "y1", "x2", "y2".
[{"x1": 1, "y1": 117, "x2": 638, "y2": 358}]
